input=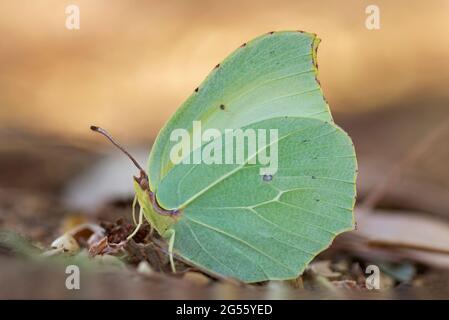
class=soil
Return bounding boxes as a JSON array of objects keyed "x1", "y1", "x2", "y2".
[{"x1": 1, "y1": 103, "x2": 449, "y2": 299}]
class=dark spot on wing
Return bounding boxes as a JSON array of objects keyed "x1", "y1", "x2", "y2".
[
  {"x1": 219, "y1": 104, "x2": 225, "y2": 110},
  {"x1": 215, "y1": 63, "x2": 220, "y2": 69},
  {"x1": 194, "y1": 87, "x2": 199, "y2": 92},
  {"x1": 240, "y1": 42, "x2": 247, "y2": 47},
  {"x1": 268, "y1": 31, "x2": 275, "y2": 35},
  {"x1": 262, "y1": 174, "x2": 273, "y2": 182}
]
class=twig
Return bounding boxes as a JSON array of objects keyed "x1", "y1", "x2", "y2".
[{"x1": 368, "y1": 240, "x2": 449, "y2": 255}]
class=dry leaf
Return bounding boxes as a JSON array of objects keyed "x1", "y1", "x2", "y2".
[
  {"x1": 308, "y1": 261, "x2": 341, "y2": 279},
  {"x1": 88, "y1": 236, "x2": 108, "y2": 257},
  {"x1": 342, "y1": 208, "x2": 449, "y2": 268}
]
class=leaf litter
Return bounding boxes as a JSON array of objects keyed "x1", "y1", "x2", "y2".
[{"x1": 1, "y1": 112, "x2": 449, "y2": 298}]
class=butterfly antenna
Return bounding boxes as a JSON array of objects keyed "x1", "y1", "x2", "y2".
[{"x1": 90, "y1": 125, "x2": 146, "y2": 174}]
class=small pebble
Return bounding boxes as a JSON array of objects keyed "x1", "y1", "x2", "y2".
[{"x1": 183, "y1": 272, "x2": 211, "y2": 286}]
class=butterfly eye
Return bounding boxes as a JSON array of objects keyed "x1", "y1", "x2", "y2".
[{"x1": 140, "y1": 179, "x2": 149, "y2": 190}]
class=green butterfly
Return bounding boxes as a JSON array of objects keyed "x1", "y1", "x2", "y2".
[{"x1": 92, "y1": 31, "x2": 357, "y2": 283}]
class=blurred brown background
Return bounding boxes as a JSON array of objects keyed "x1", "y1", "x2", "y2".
[
  {"x1": 1, "y1": 0, "x2": 448, "y2": 215},
  {"x1": 0, "y1": 0, "x2": 448, "y2": 140},
  {"x1": 0, "y1": 0, "x2": 449, "y2": 299}
]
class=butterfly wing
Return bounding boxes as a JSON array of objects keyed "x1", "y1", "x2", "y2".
[
  {"x1": 148, "y1": 31, "x2": 331, "y2": 192},
  {"x1": 141, "y1": 31, "x2": 357, "y2": 283},
  {"x1": 158, "y1": 117, "x2": 356, "y2": 282}
]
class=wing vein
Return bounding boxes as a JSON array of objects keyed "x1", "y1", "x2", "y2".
[{"x1": 185, "y1": 216, "x2": 297, "y2": 274}]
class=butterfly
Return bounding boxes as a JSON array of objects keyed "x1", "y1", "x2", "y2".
[{"x1": 91, "y1": 31, "x2": 357, "y2": 283}]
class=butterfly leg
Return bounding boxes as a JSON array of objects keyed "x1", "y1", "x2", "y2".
[
  {"x1": 166, "y1": 229, "x2": 177, "y2": 273},
  {"x1": 127, "y1": 205, "x2": 144, "y2": 241},
  {"x1": 131, "y1": 195, "x2": 138, "y2": 225}
]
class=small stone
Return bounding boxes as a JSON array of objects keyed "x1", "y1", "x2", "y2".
[
  {"x1": 137, "y1": 261, "x2": 154, "y2": 277},
  {"x1": 183, "y1": 272, "x2": 210, "y2": 286},
  {"x1": 50, "y1": 233, "x2": 80, "y2": 253}
]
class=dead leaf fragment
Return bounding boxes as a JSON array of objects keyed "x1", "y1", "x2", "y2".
[
  {"x1": 68, "y1": 223, "x2": 105, "y2": 246},
  {"x1": 332, "y1": 280, "x2": 363, "y2": 290},
  {"x1": 88, "y1": 236, "x2": 108, "y2": 257},
  {"x1": 309, "y1": 260, "x2": 341, "y2": 279},
  {"x1": 337, "y1": 208, "x2": 449, "y2": 269}
]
